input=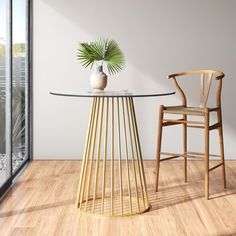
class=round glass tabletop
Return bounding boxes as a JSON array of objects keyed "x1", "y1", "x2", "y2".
[{"x1": 50, "y1": 89, "x2": 175, "y2": 98}]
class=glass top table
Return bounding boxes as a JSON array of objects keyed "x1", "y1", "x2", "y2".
[
  {"x1": 50, "y1": 88, "x2": 175, "y2": 217},
  {"x1": 50, "y1": 89, "x2": 175, "y2": 98}
]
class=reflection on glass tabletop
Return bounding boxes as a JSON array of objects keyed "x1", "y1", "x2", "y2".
[{"x1": 50, "y1": 89, "x2": 175, "y2": 98}]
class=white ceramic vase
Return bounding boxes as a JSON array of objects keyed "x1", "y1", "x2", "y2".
[{"x1": 90, "y1": 65, "x2": 107, "y2": 91}]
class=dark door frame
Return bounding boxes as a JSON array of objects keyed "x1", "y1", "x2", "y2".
[{"x1": 0, "y1": 0, "x2": 33, "y2": 198}]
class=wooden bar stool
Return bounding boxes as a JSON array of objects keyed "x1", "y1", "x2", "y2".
[{"x1": 155, "y1": 70, "x2": 226, "y2": 199}]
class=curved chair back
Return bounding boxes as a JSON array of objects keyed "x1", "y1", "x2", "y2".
[{"x1": 167, "y1": 70, "x2": 225, "y2": 108}]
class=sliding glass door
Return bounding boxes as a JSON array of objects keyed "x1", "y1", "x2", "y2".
[
  {"x1": 12, "y1": 0, "x2": 28, "y2": 173},
  {"x1": 0, "y1": 0, "x2": 32, "y2": 197},
  {"x1": 0, "y1": 0, "x2": 11, "y2": 189}
]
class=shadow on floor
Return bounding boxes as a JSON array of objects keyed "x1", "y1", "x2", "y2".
[
  {"x1": 0, "y1": 199, "x2": 75, "y2": 218},
  {"x1": 147, "y1": 179, "x2": 236, "y2": 214}
]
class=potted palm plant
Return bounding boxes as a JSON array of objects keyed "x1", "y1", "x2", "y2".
[{"x1": 77, "y1": 38, "x2": 125, "y2": 90}]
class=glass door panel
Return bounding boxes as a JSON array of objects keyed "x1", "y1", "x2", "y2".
[
  {"x1": 0, "y1": 0, "x2": 11, "y2": 187},
  {"x1": 0, "y1": 0, "x2": 31, "y2": 197},
  {"x1": 12, "y1": 0, "x2": 28, "y2": 173}
]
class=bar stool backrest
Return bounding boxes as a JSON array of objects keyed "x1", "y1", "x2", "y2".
[{"x1": 167, "y1": 70, "x2": 225, "y2": 108}]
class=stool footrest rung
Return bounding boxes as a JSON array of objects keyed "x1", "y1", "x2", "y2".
[
  {"x1": 187, "y1": 125, "x2": 205, "y2": 129},
  {"x1": 160, "y1": 155, "x2": 180, "y2": 161},
  {"x1": 209, "y1": 163, "x2": 223, "y2": 172},
  {"x1": 163, "y1": 119, "x2": 184, "y2": 126},
  {"x1": 163, "y1": 119, "x2": 205, "y2": 125},
  {"x1": 187, "y1": 151, "x2": 221, "y2": 158},
  {"x1": 209, "y1": 122, "x2": 221, "y2": 130},
  {"x1": 160, "y1": 151, "x2": 221, "y2": 159}
]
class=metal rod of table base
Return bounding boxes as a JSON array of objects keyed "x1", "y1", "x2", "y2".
[{"x1": 76, "y1": 97, "x2": 150, "y2": 216}]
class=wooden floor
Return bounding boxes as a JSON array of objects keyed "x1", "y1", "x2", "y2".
[{"x1": 0, "y1": 160, "x2": 236, "y2": 236}]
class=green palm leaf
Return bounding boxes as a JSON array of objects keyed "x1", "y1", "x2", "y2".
[
  {"x1": 77, "y1": 38, "x2": 125, "y2": 75},
  {"x1": 77, "y1": 43, "x2": 95, "y2": 68}
]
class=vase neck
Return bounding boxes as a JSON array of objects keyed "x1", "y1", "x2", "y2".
[{"x1": 95, "y1": 65, "x2": 103, "y2": 73}]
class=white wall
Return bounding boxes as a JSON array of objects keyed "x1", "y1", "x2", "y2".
[{"x1": 33, "y1": 0, "x2": 236, "y2": 160}]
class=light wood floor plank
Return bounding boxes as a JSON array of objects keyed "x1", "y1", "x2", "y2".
[{"x1": 0, "y1": 160, "x2": 236, "y2": 236}]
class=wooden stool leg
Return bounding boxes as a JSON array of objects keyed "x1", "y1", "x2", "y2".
[
  {"x1": 155, "y1": 105, "x2": 164, "y2": 192},
  {"x1": 217, "y1": 109, "x2": 226, "y2": 188},
  {"x1": 205, "y1": 109, "x2": 210, "y2": 200},
  {"x1": 183, "y1": 114, "x2": 187, "y2": 182}
]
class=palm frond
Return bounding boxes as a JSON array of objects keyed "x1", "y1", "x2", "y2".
[
  {"x1": 77, "y1": 38, "x2": 125, "y2": 75},
  {"x1": 104, "y1": 39, "x2": 125, "y2": 75},
  {"x1": 77, "y1": 43, "x2": 96, "y2": 68},
  {"x1": 89, "y1": 39, "x2": 105, "y2": 60}
]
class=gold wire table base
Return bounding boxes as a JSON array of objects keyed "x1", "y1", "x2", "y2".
[
  {"x1": 77, "y1": 97, "x2": 150, "y2": 216},
  {"x1": 79, "y1": 196, "x2": 151, "y2": 217}
]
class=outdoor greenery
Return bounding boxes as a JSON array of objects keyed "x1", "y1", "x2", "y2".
[
  {"x1": 13, "y1": 43, "x2": 26, "y2": 57},
  {"x1": 0, "y1": 43, "x2": 26, "y2": 155},
  {"x1": 0, "y1": 43, "x2": 25, "y2": 57},
  {"x1": 77, "y1": 38, "x2": 125, "y2": 75},
  {"x1": 0, "y1": 86, "x2": 5, "y2": 153},
  {"x1": 0, "y1": 44, "x2": 5, "y2": 57},
  {"x1": 0, "y1": 83, "x2": 25, "y2": 155}
]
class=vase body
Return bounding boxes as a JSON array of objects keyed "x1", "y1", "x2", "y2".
[{"x1": 90, "y1": 65, "x2": 107, "y2": 91}]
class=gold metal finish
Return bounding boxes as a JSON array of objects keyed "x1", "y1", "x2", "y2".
[
  {"x1": 116, "y1": 98, "x2": 123, "y2": 214},
  {"x1": 92, "y1": 98, "x2": 104, "y2": 213},
  {"x1": 101, "y1": 98, "x2": 109, "y2": 214},
  {"x1": 77, "y1": 97, "x2": 150, "y2": 216},
  {"x1": 85, "y1": 97, "x2": 100, "y2": 210},
  {"x1": 126, "y1": 97, "x2": 140, "y2": 212},
  {"x1": 111, "y1": 97, "x2": 114, "y2": 214},
  {"x1": 77, "y1": 98, "x2": 97, "y2": 208},
  {"x1": 121, "y1": 97, "x2": 132, "y2": 213},
  {"x1": 130, "y1": 98, "x2": 149, "y2": 207}
]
